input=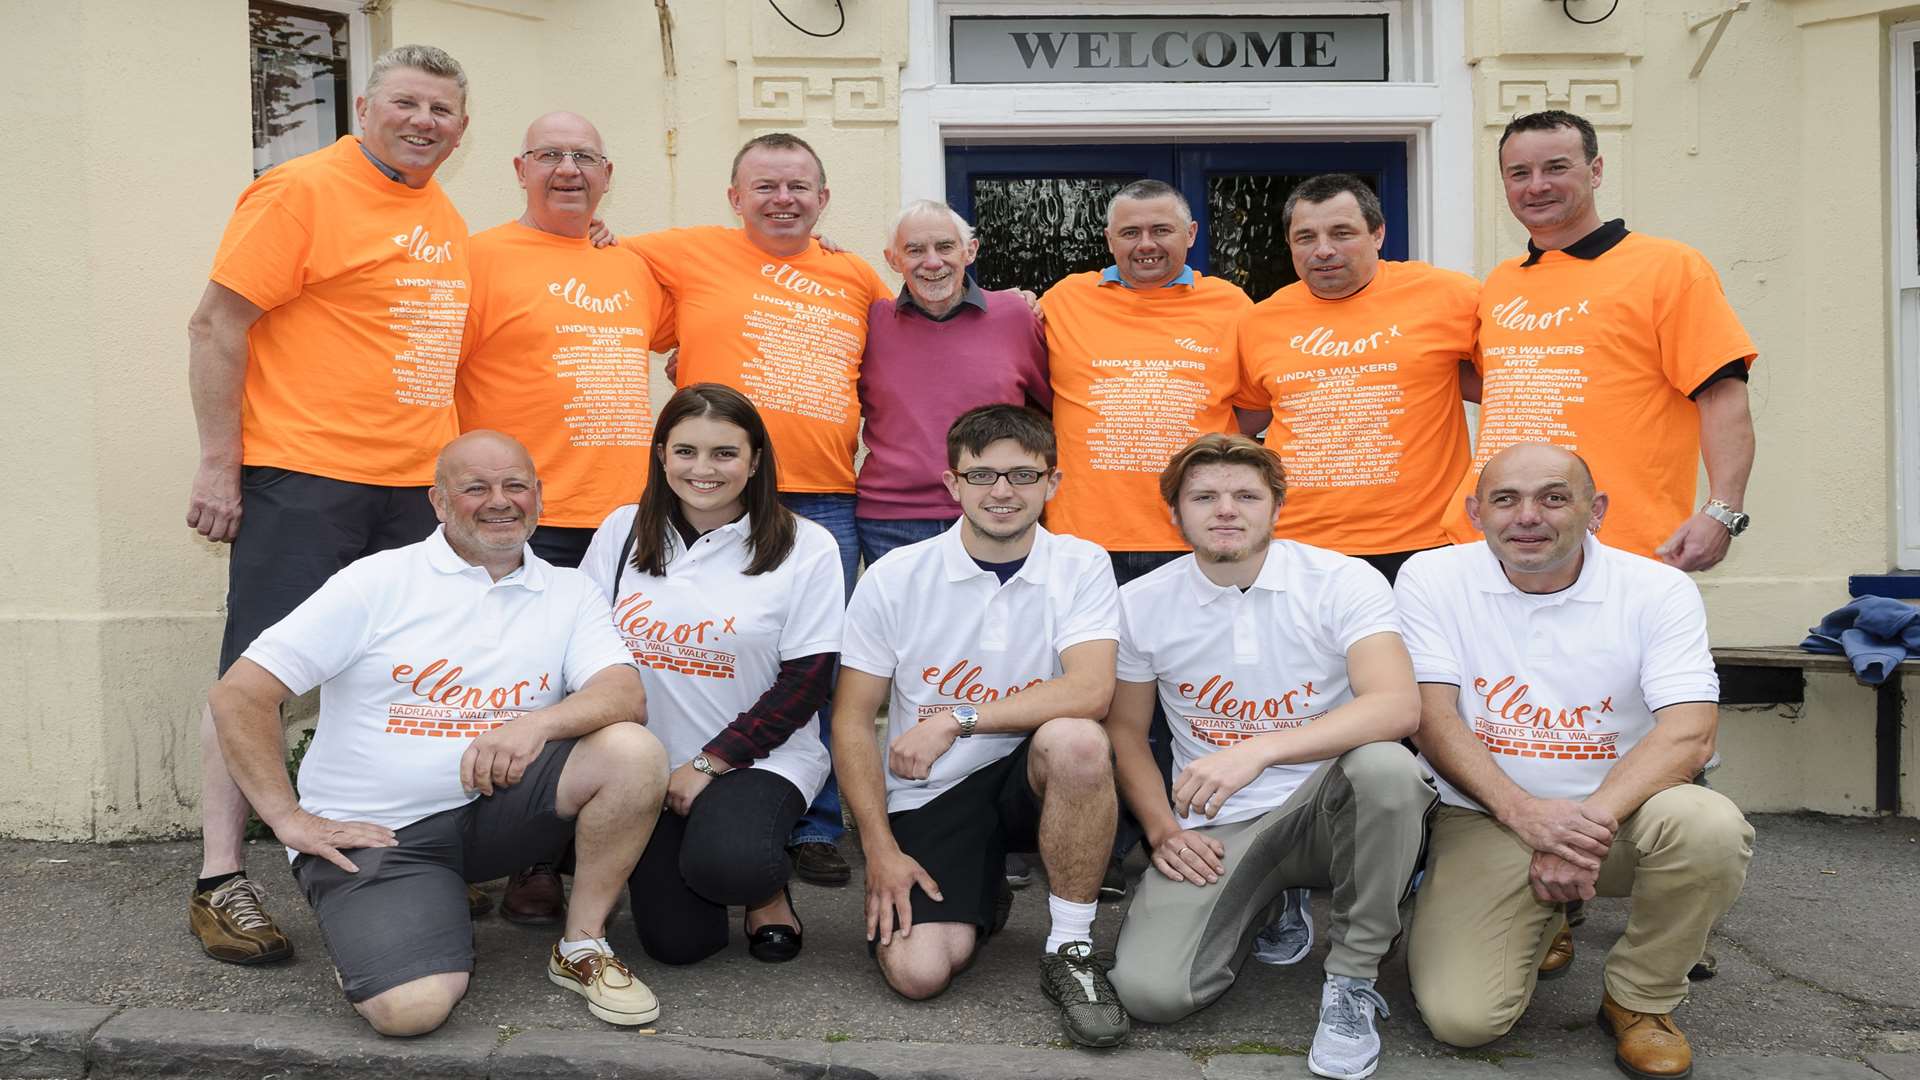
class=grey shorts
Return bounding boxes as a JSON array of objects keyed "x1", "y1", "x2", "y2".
[{"x1": 292, "y1": 739, "x2": 576, "y2": 1002}]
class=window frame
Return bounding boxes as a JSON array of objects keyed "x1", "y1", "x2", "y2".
[
  {"x1": 1892, "y1": 21, "x2": 1920, "y2": 567},
  {"x1": 248, "y1": 0, "x2": 371, "y2": 173}
]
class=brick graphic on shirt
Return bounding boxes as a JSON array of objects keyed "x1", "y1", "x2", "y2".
[
  {"x1": 385, "y1": 703, "x2": 527, "y2": 738},
  {"x1": 383, "y1": 657, "x2": 546, "y2": 738},
  {"x1": 615, "y1": 591, "x2": 738, "y2": 680},
  {"x1": 1175, "y1": 674, "x2": 1322, "y2": 749},
  {"x1": 1468, "y1": 674, "x2": 1619, "y2": 760}
]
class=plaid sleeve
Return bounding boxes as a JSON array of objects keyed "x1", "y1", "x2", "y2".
[{"x1": 702, "y1": 651, "x2": 837, "y2": 769}]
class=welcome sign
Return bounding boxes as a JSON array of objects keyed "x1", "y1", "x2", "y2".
[{"x1": 951, "y1": 15, "x2": 1389, "y2": 84}]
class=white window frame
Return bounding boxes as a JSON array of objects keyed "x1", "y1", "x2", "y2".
[
  {"x1": 900, "y1": 0, "x2": 1475, "y2": 274},
  {"x1": 1892, "y1": 22, "x2": 1920, "y2": 567},
  {"x1": 252, "y1": 0, "x2": 372, "y2": 134}
]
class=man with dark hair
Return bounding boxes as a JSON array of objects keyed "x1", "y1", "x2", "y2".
[
  {"x1": 210, "y1": 431, "x2": 671, "y2": 1036},
  {"x1": 185, "y1": 43, "x2": 474, "y2": 964},
  {"x1": 1443, "y1": 110, "x2": 1758, "y2": 572},
  {"x1": 1400, "y1": 442, "x2": 1752, "y2": 1079},
  {"x1": 1105, "y1": 432, "x2": 1432, "y2": 1080},
  {"x1": 619, "y1": 131, "x2": 891, "y2": 886},
  {"x1": 831, "y1": 405, "x2": 1132, "y2": 1048},
  {"x1": 1239, "y1": 172, "x2": 1481, "y2": 586}
]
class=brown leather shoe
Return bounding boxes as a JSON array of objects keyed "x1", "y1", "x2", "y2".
[
  {"x1": 190, "y1": 877, "x2": 293, "y2": 965},
  {"x1": 502, "y1": 863, "x2": 566, "y2": 924},
  {"x1": 1538, "y1": 923, "x2": 1575, "y2": 980},
  {"x1": 1598, "y1": 992, "x2": 1693, "y2": 1079},
  {"x1": 790, "y1": 842, "x2": 851, "y2": 887}
]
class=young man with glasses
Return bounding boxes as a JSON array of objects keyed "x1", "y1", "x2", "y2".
[{"x1": 830, "y1": 405, "x2": 1131, "y2": 1048}]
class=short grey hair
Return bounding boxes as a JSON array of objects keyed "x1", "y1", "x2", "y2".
[
  {"x1": 366, "y1": 44, "x2": 469, "y2": 108},
  {"x1": 889, "y1": 199, "x2": 975, "y2": 248},
  {"x1": 1106, "y1": 179, "x2": 1193, "y2": 228}
]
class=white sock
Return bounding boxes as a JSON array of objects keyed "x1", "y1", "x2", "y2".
[
  {"x1": 559, "y1": 935, "x2": 611, "y2": 961},
  {"x1": 1044, "y1": 893, "x2": 1098, "y2": 954}
]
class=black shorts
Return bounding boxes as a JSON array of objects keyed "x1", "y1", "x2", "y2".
[
  {"x1": 220, "y1": 466, "x2": 437, "y2": 674},
  {"x1": 886, "y1": 737, "x2": 1042, "y2": 936},
  {"x1": 292, "y1": 739, "x2": 577, "y2": 1003}
]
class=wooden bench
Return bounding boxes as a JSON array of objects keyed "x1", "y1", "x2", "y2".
[{"x1": 1713, "y1": 645, "x2": 1909, "y2": 813}]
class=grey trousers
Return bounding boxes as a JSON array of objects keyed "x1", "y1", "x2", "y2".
[{"x1": 1109, "y1": 742, "x2": 1436, "y2": 1024}]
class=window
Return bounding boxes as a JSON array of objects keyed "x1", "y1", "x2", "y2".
[
  {"x1": 249, "y1": 0, "x2": 368, "y2": 176},
  {"x1": 1892, "y1": 23, "x2": 1920, "y2": 567}
]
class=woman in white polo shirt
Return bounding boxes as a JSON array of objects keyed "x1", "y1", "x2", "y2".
[{"x1": 579, "y1": 384, "x2": 845, "y2": 965}]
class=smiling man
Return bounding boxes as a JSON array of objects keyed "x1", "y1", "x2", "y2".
[
  {"x1": 1104, "y1": 433, "x2": 1431, "y2": 1080},
  {"x1": 1442, "y1": 111, "x2": 1759, "y2": 573},
  {"x1": 1236, "y1": 173, "x2": 1481, "y2": 585},
  {"x1": 184, "y1": 44, "x2": 477, "y2": 965},
  {"x1": 1398, "y1": 442, "x2": 1752, "y2": 1079},
  {"x1": 618, "y1": 133, "x2": 889, "y2": 886},
  {"x1": 830, "y1": 405, "x2": 1130, "y2": 1048},
  {"x1": 208, "y1": 431, "x2": 669, "y2": 1036},
  {"x1": 855, "y1": 200, "x2": 1050, "y2": 565}
]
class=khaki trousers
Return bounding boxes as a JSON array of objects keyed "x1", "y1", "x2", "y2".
[
  {"x1": 1408, "y1": 784, "x2": 1753, "y2": 1048},
  {"x1": 1110, "y1": 742, "x2": 1436, "y2": 1024}
]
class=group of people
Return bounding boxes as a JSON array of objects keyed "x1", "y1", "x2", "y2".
[{"x1": 181, "y1": 41, "x2": 1760, "y2": 1080}]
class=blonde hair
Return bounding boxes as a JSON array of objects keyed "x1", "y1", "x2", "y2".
[{"x1": 366, "y1": 44, "x2": 468, "y2": 109}]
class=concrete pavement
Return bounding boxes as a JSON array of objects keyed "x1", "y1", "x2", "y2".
[{"x1": 0, "y1": 812, "x2": 1915, "y2": 1078}]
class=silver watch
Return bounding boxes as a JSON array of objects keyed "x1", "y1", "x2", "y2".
[
  {"x1": 1702, "y1": 499, "x2": 1751, "y2": 537},
  {"x1": 691, "y1": 753, "x2": 720, "y2": 777},
  {"x1": 952, "y1": 705, "x2": 979, "y2": 738}
]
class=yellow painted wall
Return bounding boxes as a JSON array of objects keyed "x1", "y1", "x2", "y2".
[{"x1": 3, "y1": 0, "x2": 1910, "y2": 836}]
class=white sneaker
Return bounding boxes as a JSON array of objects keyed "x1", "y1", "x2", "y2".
[
  {"x1": 1251, "y1": 887, "x2": 1314, "y2": 965},
  {"x1": 1309, "y1": 974, "x2": 1389, "y2": 1080}
]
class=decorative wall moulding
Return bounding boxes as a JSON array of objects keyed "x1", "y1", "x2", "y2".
[{"x1": 737, "y1": 64, "x2": 900, "y2": 124}]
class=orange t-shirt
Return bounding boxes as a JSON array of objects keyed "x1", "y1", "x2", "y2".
[
  {"x1": 457, "y1": 222, "x2": 669, "y2": 528},
  {"x1": 210, "y1": 136, "x2": 469, "y2": 486},
  {"x1": 1042, "y1": 271, "x2": 1256, "y2": 551},
  {"x1": 1443, "y1": 232, "x2": 1758, "y2": 556},
  {"x1": 1239, "y1": 260, "x2": 1479, "y2": 555},
  {"x1": 620, "y1": 227, "x2": 888, "y2": 494}
]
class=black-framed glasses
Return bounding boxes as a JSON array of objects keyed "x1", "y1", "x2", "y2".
[
  {"x1": 957, "y1": 467, "x2": 1047, "y2": 487},
  {"x1": 521, "y1": 148, "x2": 609, "y2": 169}
]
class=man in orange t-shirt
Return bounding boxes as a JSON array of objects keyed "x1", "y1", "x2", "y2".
[
  {"x1": 182, "y1": 45, "x2": 473, "y2": 966},
  {"x1": 619, "y1": 133, "x2": 888, "y2": 886},
  {"x1": 1042, "y1": 179, "x2": 1262, "y2": 584},
  {"x1": 458, "y1": 111, "x2": 666, "y2": 572},
  {"x1": 1444, "y1": 110, "x2": 1757, "y2": 569},
  {"x1": 1238, "y1": 173, "x2": 1480, "y2": 584}
]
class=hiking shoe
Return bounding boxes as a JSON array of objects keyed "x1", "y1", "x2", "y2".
[
  {"x1": 548, "y1": 942, "x2": 660, "y2": 1026},
  {"x1": 1309, "y1": 974, "x2": 1389, "y2": 1080},
  {"x1": 1039, "y1": 941, "x2": 1130, "y2": 1047},
  {"x1": 1252, "y1": 887, "x2": 1314, "y2": 965},
  {"x1": 1005, "y1": 853, "x2": 1033, "y2": 889},
  {"x1": 190, "y1": 876, "x2": 293, "y2": 965},
  {"x1": 1099, "y1": 856, "x2": 1128, "y2": 901},
  {"x1": 790, "y1": 841, "x2": 851, "y2": 887}
]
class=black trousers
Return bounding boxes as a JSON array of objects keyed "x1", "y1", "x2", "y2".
[{"x1": 628, "y1": 767, "x2": 807, "y2": 965}]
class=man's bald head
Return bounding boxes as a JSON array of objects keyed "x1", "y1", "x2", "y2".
[
  {"x1": 431, "y1": 432, "x2": 540, "y2": 571},
  {"x1": 1476, "y1": 442, "x2": 1596, "y2": 502},
  {"x1": 521, "y1": 111, "x2": 605, "y2": 155},
  {"x1": 435, "y1": 430, "x2": 535, "y2": 490},
  {"x1": 515, "y1": 111, "x2": 612, "y2": 238}
]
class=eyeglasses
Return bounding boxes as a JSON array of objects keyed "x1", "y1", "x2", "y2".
[
  {"x1": 956, "y1": 468, "x2": 1047, "y2": 487},
  {"x1": 521, "y1": 148, "x2": 609, "y2": 169}
]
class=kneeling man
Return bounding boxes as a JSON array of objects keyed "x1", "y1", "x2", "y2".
[
  {"x1": 1398, "y1": 443, "x2": 1752, "y2": 1078},
  {"x1": 832, "y1": 405, "x2": 1128, "y2": 1047},
  {"x1": 1106, "y1": 433, "x2": 1432, "y2": 1080},
  {"x1": 210, "y1": 431, "x2": 669, "y2": 1036}
]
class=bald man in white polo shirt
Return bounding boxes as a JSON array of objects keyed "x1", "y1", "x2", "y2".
[
  {"x1": 1397, "y1": 442, "x2": 1752, "y2": 1080},
  {"x1": 830, "y1": 404, "x2": 1130, "y2": 1049},
  {"x1": 209, "y1": 431, "x2": 670, "y2": 1037},
  {"x1": 1104, "y1": 433, "x2": 1432, "y2": 1080}
]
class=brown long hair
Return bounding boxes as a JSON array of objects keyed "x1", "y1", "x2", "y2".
[{"x1": 630, "y1": 384, "x2": 796, "y2": 577}]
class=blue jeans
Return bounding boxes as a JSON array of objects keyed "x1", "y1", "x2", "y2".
[
  {"x1": 856, "y1": 515, "x2": 955, "y2": 566},
  {"x1": 779, "y1": 492, "x2": 858, "y2": 847}
]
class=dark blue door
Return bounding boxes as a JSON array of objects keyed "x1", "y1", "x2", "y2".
[{"x1": 945, "y1": 141, "x2": 1409, "y2": 301}]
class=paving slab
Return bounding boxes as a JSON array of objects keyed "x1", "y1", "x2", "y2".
[
  {"x1": 89, "y1": 1006, "x2": 493, "y2": 1078},
  {"x1": 826, "y1": 1040, "x2": 1200, "y2": 1079},
  {"x1": 0, "y1": 998, "x2": 116, "y2": 1079},
  {"x1": 496, "y1": 1030, "x2": 829, "y2": 1079},
  {"x1": 1694, "y1": 1055, "x2": 1886, "y2": 1079},
  {"x1": 1869, "y1": 1052, "x2": 1920, "y2": 1080}
]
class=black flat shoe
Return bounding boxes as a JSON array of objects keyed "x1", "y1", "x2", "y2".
[{"x1": 747, "y1": 886, "x2": 803, "y2": 963}]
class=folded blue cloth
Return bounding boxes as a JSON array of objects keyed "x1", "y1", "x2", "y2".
[{"x1": 1801, "y1": 596, "x2": 1920, "y2": 685}]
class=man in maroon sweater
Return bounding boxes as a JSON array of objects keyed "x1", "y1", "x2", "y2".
[{"x1": 855, "y1": 200, "x2": 1051, "y2": 566}]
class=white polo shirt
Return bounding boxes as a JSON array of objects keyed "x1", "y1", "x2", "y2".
[
  {"x1": 1394, "y1": 535, "x2": 1719, "y2": 811},
  {"x1": 243, "y1": 527, "x2": 636, "y2": 849},
  {"x1": 1117, "y1": 541, "x2": 1400, "y2": 830},
  {"x1": 841, "y1": 521, "x2": 1120, "y2": 814},
  {"x1": 578, "y1": 507, "x2": 843, "y2": 802}
]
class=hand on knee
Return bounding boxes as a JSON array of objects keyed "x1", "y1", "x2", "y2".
[{"x1": 355, "y1": 972, "x2": 468, "y2": 1036}]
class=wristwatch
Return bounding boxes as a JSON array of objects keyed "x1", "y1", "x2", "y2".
[
  {"x1": 691, "y1": 753, "x2": 721, "y2": 777},
  {"x1": 1701, "y1": 499, "x2": 1751, "y2": 537},
  {"x1": 951, "y1": 705, "x2": 979, "y2": 739}
]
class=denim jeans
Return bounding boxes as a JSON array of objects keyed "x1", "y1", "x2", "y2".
[
  {"x1": 778, "y1": 492, "x2": 858, "y2": 847},
  {"x1": 856, "y1": 515, "x2": 955, "y2": 566}
]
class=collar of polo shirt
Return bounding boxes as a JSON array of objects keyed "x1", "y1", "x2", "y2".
[{"x1": 423, "y1": 525, "x2": 547, "y2": 590}]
